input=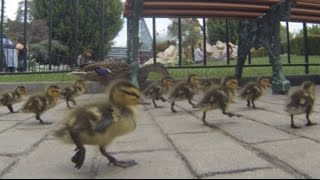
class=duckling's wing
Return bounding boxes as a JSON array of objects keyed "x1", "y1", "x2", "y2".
[
  {"x1": 240, "y1": 82, "x2": 259, "y2": 98},
  {"x1": 0, "y1": 93, "x2": 13, "y2": 105},
  {"x1": 94, "y1": 109, "x2": 114, "y2": 132},
  {"x1": 197, "y1": 89, "x2": 228, "y2": 108},
  {"x1": 61, "y1": 87, "x2": 76, "y2": 99}
]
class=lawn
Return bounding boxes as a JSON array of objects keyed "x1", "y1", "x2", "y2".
[{"x1": 0, "y1": 55, "x2": 318, "y2": 82}]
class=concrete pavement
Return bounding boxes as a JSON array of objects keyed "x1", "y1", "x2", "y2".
[{"x1": 0, "y1": 86, "x2": 319, "y2": 179}]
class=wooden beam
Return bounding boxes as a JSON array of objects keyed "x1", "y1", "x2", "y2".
[
  {"x1": 292, "y1": 8, "x2": 320, "y2": 16},
  {"x1": 142, "y1": 9, "x2": 263, "y2": 18},
  {"x1": 295, "y1": 2, "x2": 320, "y2": 9},
  {"x1": 295, "y1": 0, "x2": 320, "y2": 4},
  {"x1": 144, "y1": 2, "x2": 270, "y2": 11},
  {"x1": 291, "y1": 15, "x2": 320, "y2": 23},
  {"x1": 144, "y1": 0, "x2": 280, "y2": 4}
]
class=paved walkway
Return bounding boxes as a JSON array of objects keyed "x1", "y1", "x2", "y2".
[{"x1": 0, "y1": 86, "x2": 319, "y2": 179}]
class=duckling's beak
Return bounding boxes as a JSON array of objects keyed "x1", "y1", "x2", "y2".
[{"x1": 138, "y1": 99, "x2": 151, "y2": 105}]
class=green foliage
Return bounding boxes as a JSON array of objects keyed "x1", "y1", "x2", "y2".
[
  {"x1": 291, "y1": 35, "x2": 320, "y2": 55},
  {"x1": 207, "y1": 19, "x2": 238, "y2": 45},
  {"x1": 167, "y1": 18, "x2": 202, "y2": 60},
  {"x1": 296, "y1": 24, "x2": 320, "y2": 37},
  {"x1": 31, "y1": 0, "x2": 123, "y2": 60}
]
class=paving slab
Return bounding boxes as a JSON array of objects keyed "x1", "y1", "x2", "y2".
[
  {"x1": 109, "y1": 124, "x2": 172, "y2": 153},
  {"x1": 202, "y1": 168, "x2": 294, "y2": 179},
  {"x1": 0, "y1": 157, "x2": 15, "y2": 176},
  {"x1": 0, "y1": 128, "x2": 47, "y2": 155},
  {"x1": 95, "y1": 151, "x2": 194, "y2": 179},
  {"x1": 214, "y1": 118, "x2": 297, "y2": 144},
  {"x1": 2, "y1": 140, "x2": 96, "y2": 179},
  {"x1": 0, "y1": 121, "x2": 19, "y2": 133},
  {"x1": 169, "y1": 132, "x2": 273, "y2": 176},
  {"x1": 154, "y1": 114, "x2": 210, "y2": 135},
  {"x1": 255, "y1": 138, "x2": 320, "y2": 178}
]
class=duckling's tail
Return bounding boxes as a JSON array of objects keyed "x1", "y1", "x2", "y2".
[{"x1": 52, "y1": 126, "x2": 73, "y2": 144}]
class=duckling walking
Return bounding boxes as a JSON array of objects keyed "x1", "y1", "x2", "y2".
[
  {"x1": 61, "y1": 80, "x2": 86, "y2": 108},
  {"x1": 0, "y1": 86, "x2": 26, "y2": 113},
  {"x1": 143, "y1": 76, "x2": 174, "y2": 108},
  {"x1": 194, "y1": 77, "x2": 241, "y2": 128},
  {"x1": 22, "y1": 85, "x2": 62, "y2": 124},
  {"x1": 168, "y1": 74, "x2": 199, "y2": 113},
  {"x1": 240, "y1": 77, "x2": 271, "y2": 109},
  {"x1": 286, "y1": 81, "x2": 317, "y2": 129},
  {"x1": 54, "y1": 80, "x2": 140, "y2": 169}
]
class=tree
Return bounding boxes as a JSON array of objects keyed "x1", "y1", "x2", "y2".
[
  {"x1": 296, "y1": 24, "x2": 320, "y2": 37},
  {"x1": 167, "y1": 18, "x2": 202, "y2": 63},
  {"x1": 30, "y1": 0, "x2": 123, "y2": 60},
  {"x1": 207, "y1": 19, "x2": 238, "y2": 45},
  {"x1": 16, "y1": 0, "x2": 33, "y2": 22}
]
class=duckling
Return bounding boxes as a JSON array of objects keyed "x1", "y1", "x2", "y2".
[
  {"x1": 194, "y1": 76, "x2": 241, "y2": 128},
  {"x1": 285, "y1": 81, "x2": 317, "y2": 129},
  {"x1": 0, "y1": 86, "x2": 26, "y2": 113},
  {"x1": 199, "y1": 79, "x2": 213, "y2": 93},
  {"x1": 61, "y1": 80, "x2": 86, "y2": 108},
  {"x1": 143, "y1": 76, "x2": 174, "y2": 108},
  {"x1": 239, "y1": 77, "x2": 271, "y2": 109},
  {"x1": 22, "y1": 85, "x2": 62, "y2": 124},
  {"x1": 168, "y1": 74, "x2": 199, "y2": 113},
  {"x1": 53, "y1": 80, "x2": 140, "y2": 169}
]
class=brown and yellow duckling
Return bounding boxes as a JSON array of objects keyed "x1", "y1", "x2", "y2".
[
  {"x1": 0, "y1": 86, "x2": 26, "y2": 113},
  {"x1": 285, "y1": 81, "x2": 317, "y2": 129},
  {"x1": 143, "y1": 76, "x2": 174, "y2": 108},
  {"x1": 168, "y1": 74, "x2": 199, "y2": 113},
  {"x1": 22, "y1": 85, "x2": 62, "y2": 124},
  {"x1": 54, "y1": 80, "x2": 140, "y2": 169},
  {"x1": 61, "y1": 79, "x2": 86, "y2": 108},
  {"x1": 194, "y1": 76, "x2": 241, "y2": 128},
  {"x1": 239, "y1": 77, "x2": 271, "y2": 109}
]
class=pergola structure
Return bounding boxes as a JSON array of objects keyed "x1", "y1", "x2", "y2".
[{"x1": 124, "y1": 0, "x2": 320, "y2": 93}]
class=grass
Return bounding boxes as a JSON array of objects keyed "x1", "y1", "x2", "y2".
[
  {"x1": 0, "y1": 72, "x2": 79, "y2": 82},
  {"x1": 0, "y1": 55, "x2": 318, "y2": 82}
]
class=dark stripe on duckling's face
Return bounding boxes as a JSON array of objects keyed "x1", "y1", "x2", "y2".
[{"x1": 120, "y1": 89, "x2": 140, "y2": 99}]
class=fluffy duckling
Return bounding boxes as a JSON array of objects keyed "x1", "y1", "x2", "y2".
[
  {"x1": 239, "y1": 77, "x2": 271, "y2": 109},
  {"x1": 285, "y1": 81, "x2": 317, "y2": 129},
  {"x1": 0, "y1": 86, "x2": 26, "y2": 113},
  {"x1": 22, "y1": 85, "x2": 62, "y2": 124},
  {"x1": 199, "y1": 79, "x2": 213, "y2": 93},
  {"x1": 143, "y1": 76, "x2": 174, "y2": 108},
  {"x1": 54, "y1": 80, "x2": 140, "y2": 169},
  {"x1": 168, "y1": 74, "x2": 199, "y2": 113},
  {"x1": 61, "y1": 80, "x2": 86, "y2": 108},
  {"x1": 194, "y1": 76, "x2": 241, "y2": 128}
]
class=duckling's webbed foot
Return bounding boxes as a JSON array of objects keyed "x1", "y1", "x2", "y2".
[
  {"x1": 152, "y1": 99, "x2": 158, "y2": 108},
  {"x1": 100, "y1": 147, "x2": 137, "y2": 168},
  {"x1": 171, "y1": 102, "x2": 177, "y2": 113},
  {"x1": 71, "y1": 130, "x2": 86, "y2": 169},
  {"x1": 202, "y1": 112, "x2": 215, "y2": 128},
  {"x1": 36, "y1": 115, "x2": 45, "y2": 124},
  {"x1": 251, "y1": 100, "x2": 256, "y2": 109},
  {"x1": 7, "y1": 105, "x2": 17, "y2": 113},
  {"x1": 188, "y1": 99, "x2": 195, "y2": 108},
  {"x1": 306, "y1": 109, "x2": 317, "y2": 127},
  {"x1": 291, "y1": 115, "x2": 301, "y2": 129},
  {"x1": 247, "y1": 100, "x2": 251, "y2": 108},
  {"x1": 160, "y1": 97, "x2": 166, "y2": 102}
]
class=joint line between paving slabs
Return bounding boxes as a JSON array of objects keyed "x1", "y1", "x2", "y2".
[
  {"x1": 174, "y1": 103, "x2": 311, "y2": 179},
  {"x1": 198, "y1": 167, "x2": 274, "y2": 178},
  {"x1": 144, "y1": 106, "x2": 200, "y2": 179}
]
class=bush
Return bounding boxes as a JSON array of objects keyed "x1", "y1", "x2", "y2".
[
  {"x1": 291, "y1": 35, "x2": 320, "y2": 55},
  {"x1": 29, "y1": 40, "x2": 70, "y2": 65},
  {"x1": 251, "y1": 47, "x2": 268, "y2": 57}
]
